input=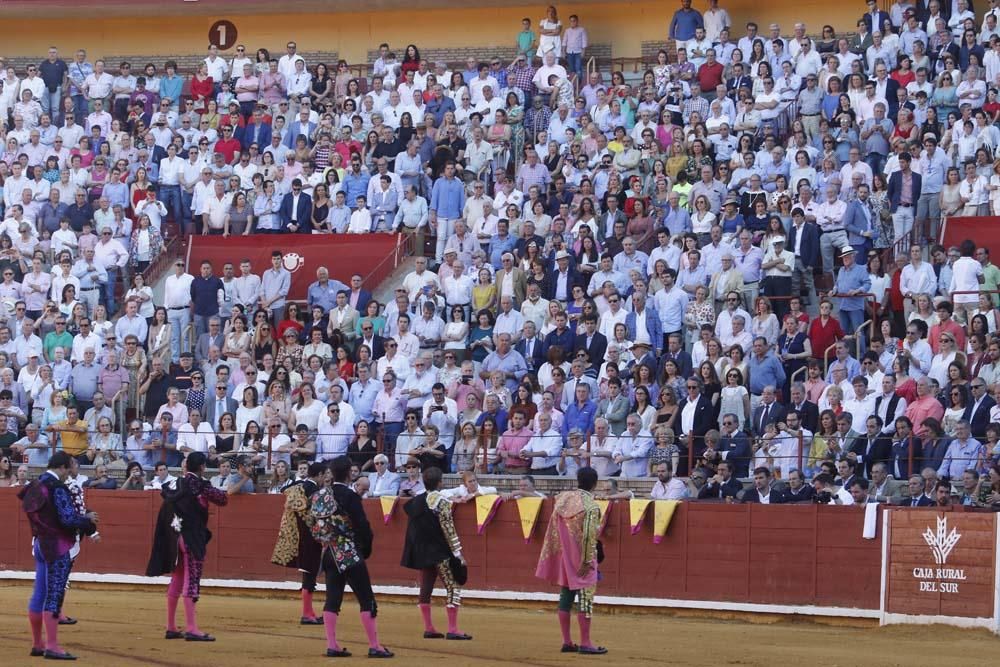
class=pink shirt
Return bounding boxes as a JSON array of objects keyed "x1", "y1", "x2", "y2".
[{"x1": 496, "y1": 426, "x2": 534, "y2": 469}]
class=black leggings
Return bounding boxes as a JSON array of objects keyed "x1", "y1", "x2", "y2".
[
  {"x1": 322, "y1": 550, "x2": 377, "y2": 616},
  {"x1": 302, "y1": 570, "x2": 317, "y2": 593}
]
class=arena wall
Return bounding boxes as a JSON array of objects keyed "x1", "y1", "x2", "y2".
[{"x1": 0, "y1": 489, "x2": 886, "y2": 610}]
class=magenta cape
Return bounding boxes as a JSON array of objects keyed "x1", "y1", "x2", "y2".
[{"x1": 534, "y1": 490, "x2": 599, "y2": 590}]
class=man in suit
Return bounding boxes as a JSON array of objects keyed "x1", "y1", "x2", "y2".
[
  {"x1": 204, "y1": 380, "x2": 238, "y2": 431},
  {"x1": 963, "y1": 378, "x2": 995, "y2": 440},
  {"x1": 886, "y1": 152, "x2": 921, "y2": 253},
  {"x1": 751, "y1": 387, "x2": 787, "y2": 437},
  {"x1": 833, "y1": 413, "x2": 863, "y2": 464},
  {"x1": 676, "y1": 379, "x2": 715, "y2": 475},
  {"x1": 279, "y1": 178, "x2": 312, "y2": 233},
  {"x1": 787, "y1": 206, "x2": 820, "y2": 306},
  {"x1": 716, "y1": 413, "x2": 752, "y2": 478},
  {"x1": 573, "y1": 315, "x2": 608, "y2": 367},
  {"x1": 194, "y1": 317, "x2": 226, "y2": 364},
  {"x1": 596, "y1": 377, "x2": 630, "y2": 435},
  {"x1": 348, "y1": 274, "x2": 372, "y2": 314},
  {"x1": 494, "y1": 253, "x2": 527, "y2": 306},
  {"x1": 781, "y1": 469, "x2": 817, "y2": 503},
  {"x1": 862, "y1": 0, "x2": 891, "y2": 34},
  {"x1": 238, "y1": 107, "x2": 272, "y2": 151},
  {"x1": 355, "y1": 326, "x2": 385, "y2": 362},
  {"x1": 894, "y1": 474, "x2": 936, "y2": 506},
  {"x1": 599, "y1": 193, "x2": 627, "y2": 242},
  {"x1": 725, "y1": 62, "x2": 752, "y2": 101},
  {"x1": 283, "y1": 107, "x2": 317, "y2": 149},
  {"x1": 787, "y1": 383, "x2": 819, "y2": 434},
  {"x1": 514, "y1": 321, "x2": 546, "y2": 372},
  {"x1": 842, "y1": 183, "x2": 877, "y2": 257},
  {"x1": 868, "y1": 462, "x2": 902, "y2": 502},
  {"x1": 741, "y1": 467, "x2": 784, "y2": 503},
  {"x1": 850, "y1": 414, "x2": 893, "y2": 478},
  {"x1": 708, "y1": 252, "x2": 744, "y2": 311},
  {"x1": 869, "y1": 63, "x2": 901, "y2": 119},
  {"x1": 700, "y1": 460, "x2": 743, "y2": 500},
  {"x1": 546, "y1": 249, "x2": 580, "y2": 303},
  {"x1": 624, "y1": 293, "x2": 661, "y2": 354},
  {"x1": 328, "y1": 290, "x2": 360, "y2": 348},
  {"x1": 658, "y1": 333, "x2": 692, "y2": 380},
  {"x1": 366, "y1": 454, "x2": 401, "y2": 496}
]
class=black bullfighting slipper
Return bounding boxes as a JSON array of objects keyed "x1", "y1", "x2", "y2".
[
  {"x1": 446, "y1": 632, "x2": 472, "y2": 640},
  {"x1": 367, "y1": 647, "x2": 394, "y2": 658},
  {"x1": 422, "y1": 631, "x2": 444, "y2": 639},
  {"x1": 57, "y1": 618, "x2": 77, "y2": 625},
  {"x1": 30, "y1": 647, "x2": 45, "y2": 657},
  {"x1": 326, "y1": 647, "x2": 352, "y2": 657},
  {"x1": 184, "y1": 632, "x2": 215, "y2": 641},
  {"x1": 301, "y1": 616, "x2": 325, "y2": 625},
  {"x1": 164, "y1": 630, "x2": 184, "y2": 639},
  {"x1": 578, "y1": 645, "x2": 608, "y2": 655},
  {"x1": 561, "y1": 643, "x2": 579, "y2": 653},
  {"x1": 43, "y1": 650, "x2": 77, "y2": 660}
]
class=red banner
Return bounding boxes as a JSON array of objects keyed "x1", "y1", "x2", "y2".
[
  {"x1": 186, "y1": 234, "x2": 404, "y2": 300},
  {"x1": 941, "y1": 216, "x2": 998, "y2": 251}
]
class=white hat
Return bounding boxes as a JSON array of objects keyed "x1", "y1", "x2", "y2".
[
  {"x1": 771, "y1": 236, "x2": 786, "y2": 245},
  {"x1": 839, "y1": 246, "x2": 856, "y2": 258}
]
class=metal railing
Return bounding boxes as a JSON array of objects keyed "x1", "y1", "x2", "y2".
[{"x1": 362, "y1": 232, "x2": 414, "y2": 288}]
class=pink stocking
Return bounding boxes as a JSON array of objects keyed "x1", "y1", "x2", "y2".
[
  {"x1": 301, "y1": 589, "x2": 316, "y2": 619},
  {"x1": 446, "y1": 606, "x2": 459, "y2": 634},
  {"x1": 43, "y1": 614, "x2": 62, "y2": 653},
  {"x1": 166, "y1": 595, "x2": 180, "y2": 632},
  {"x1": 323, "y1": 611, "x2": 340, "y2": 651},
  {"x1": 182, "y1": 597, "x2": 200, "y2": 634},
  {"x1": 360, "y1": 611, "x2": 381, "y2": 649},
  {"x1": 558, "y1": 610, "x2": 572, "y2": 645},
  {"x1": 418, "y1": 603, "x2": 436, "y2": 633},
  {"x1": 577, "y1": 613, "x2": 592, "y2": 648},
  {"x1": 28, "y1": 611, "x2": 43, "y2": 649}
]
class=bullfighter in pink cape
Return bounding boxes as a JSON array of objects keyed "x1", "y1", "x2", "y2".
[{"x1": 534, "y1": 466, "x2": 607, "y2": 655}]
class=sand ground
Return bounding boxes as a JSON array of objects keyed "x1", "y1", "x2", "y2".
[{"x1": 0, "y1": 583, "x2": 997, "y2": 666}]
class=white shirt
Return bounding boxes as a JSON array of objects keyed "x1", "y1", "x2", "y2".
[
  {"x1": 164, "y1": 272, "x2": 194, "y2": 309},
  {"x1": 177, "y1": 422, "x2": 214, "y2": 454},
  {"x1": 612, "y1": 429, "x2": 653, "y2": 478}
]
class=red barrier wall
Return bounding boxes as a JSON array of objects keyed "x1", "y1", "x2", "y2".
[
  {"x1": 0, "y1": 490, "x2": 883, "y2": 609},
  {"x1": 185, "y1": 234, "x2": 404, "y2": 299},
  {"x1": 941, "y1": 216, "x2": 998, "y2": 251}
]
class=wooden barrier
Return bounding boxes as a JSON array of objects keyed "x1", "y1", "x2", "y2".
[{"x1": 0, "y1": 489, "x2": 888, "y2": 611}]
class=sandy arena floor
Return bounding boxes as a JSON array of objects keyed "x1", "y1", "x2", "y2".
[{"x1": 0, "y1": 584, "x2": 997, "y2": 666}]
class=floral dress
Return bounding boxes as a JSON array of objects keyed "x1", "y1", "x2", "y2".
[
  {"x1": 870, "y1": 189, "x2": 893, "y2": 249},
  {"x1": 122, "y1": 346, "x2": 147, "y2": 412},
  {"x1": 507, "y1": 104, "x2": 525, "y2": 171}
]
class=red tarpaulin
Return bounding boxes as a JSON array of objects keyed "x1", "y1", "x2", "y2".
[
  {"x1": 186, "y1": 234, "x2": 404, "y2": 300},
  {"x1": 940, "y1": 216, "x2": 997, "y2": 250}
]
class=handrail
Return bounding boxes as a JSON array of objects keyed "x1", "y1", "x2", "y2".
[
  {"x1": 362, "y1": 232, "x2": 414, "y2": 291},
  {"x1": 823, "y1": 341, "x2": 839, "y2": 376},
  {"x1": 854, "y1": 319, "x2": 873, "y2": 359},
  {"x1": 182, "y1": 323, "x2": 195, "y2": 354},
  {"x1": 789, "y1": 364, "x2": 808, "y2": 386}
]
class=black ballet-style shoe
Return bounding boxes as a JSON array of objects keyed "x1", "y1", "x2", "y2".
[
  {"x1": 422, "y1": 631, "x2": 444, "y2": 639},
  {"x1": 561, "y1": 643, "x2": 579, "y2": 653},
  {"x1": 367, "y1": 646, "x2": 394, "y2": 658},
  {"x1": 301, "y1": 616, "x2": 325, "y2": 625},
  {"x1": 30, "y1": 647, "x2": 45, "y2": 657},
  {"x1": 164, "y1": 630, "x2": 184, "y2": 639},
  {"x1": 43, "y1": 650, "x2": 77, "y2": 660},
  {"x1": 326, "y1": 647, "x2": 352, "y2": 658},
  {"x1": 446, "y1": 632, "x2": 472, "y2": 640},
  {"x1": 184, "y1": 632, "x2": 216, "y2": 642},
  {"x1": 578, "y1": 645, "x2": 608, "y2": 655},
  {"x1": 57, "y1": 617, "x2": 77, "y2": 626}
]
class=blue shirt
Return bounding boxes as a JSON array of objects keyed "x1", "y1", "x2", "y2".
[
  {"x1": 563, "y1": 400, "x2": 597, "y2": 438},
  {"x1": 480, "y1": 349, "x2": 528, "y2": 392},
  {"x1": 746, "y1": 352, "x2": 787, "y2": 395},
  {"x1": 308, "y1": 279, "x2": 348, "y2": 313},
  {"x1": 476, "y1": 408, "x2": 509, "y2": 434},
  {"x1": 834, "y1": 262, "x2": 872, "y2": 312},
  {"x1": 669, "y1": 9, "x2": 703, "y2": 41},
  {"x1": 341, "y1": 170, "x2": 369, "y2": 208},
  {"x1": 662, "y1": 206, "x2": 692, "y2": 235},
  {"x1": 489, "y1": 234, "x2": 517, "y2": 269},
  {"x1": 655, "y1": 285, "x2": 688, "y2": 333},
  {"x1": 919, "y1": 148, "x2": 950, "y2": 194},
  {"x1": 429, "y1": 175, "x2": 466, "y2": 219},
  {"x1": 159, "y1": 75, "x2": 184, "y2": 106},
  {"x1": 190, "y1": 275, "x2": 223, "y2": 316},
  {"x1": 348, "y1": 378, "x2": 380, "y2": 424}
]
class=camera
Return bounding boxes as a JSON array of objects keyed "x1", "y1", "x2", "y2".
[{"x1": 814, "y1": 491, "x2": 833, "y2": 504}]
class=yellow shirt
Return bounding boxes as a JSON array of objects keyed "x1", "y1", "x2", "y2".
[{"x1": 58, "y1": 419, "x2": 89, "y2": 456}]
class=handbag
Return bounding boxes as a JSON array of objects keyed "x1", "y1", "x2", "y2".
[{"x1": 448, "y1": 556, "x2": 468, "y2": 585}]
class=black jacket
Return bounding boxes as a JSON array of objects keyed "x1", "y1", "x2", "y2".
[
  {"x1": 332, "y1": 482, "x2": 373, "y2": 560},
  {"x1": 699, "y1": 476, "x2": 743, "y2": 500},
  {"x1": 401, "y1": 493, "x2": 453, "y2": 570},
  {"x1": 781, "y1": 484, "x2": 817, "y2": 503}
]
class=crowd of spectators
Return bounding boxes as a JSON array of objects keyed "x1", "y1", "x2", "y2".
[{"x1": 1, "y1": 2, "x2": 1000, "y2": 508}]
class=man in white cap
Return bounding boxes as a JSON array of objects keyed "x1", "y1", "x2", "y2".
[
  {"x1": 834, "y1": 246, "x2": 872, "y2": 352},
  {"x1": 760, "y1": 236, "x2": 794, "y2": 320}
]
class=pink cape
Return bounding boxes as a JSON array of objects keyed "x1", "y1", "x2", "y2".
[{"x1": 534, "y1": 491, "x2": 598, "y2": 590}]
